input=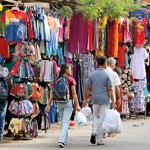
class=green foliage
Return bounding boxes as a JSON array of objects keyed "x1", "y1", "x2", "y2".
[
  {"x1": 57, "y1": 0, "x2": 140, "y2": 20},
  {"x1": 76, "y1": 0, "x2": 140, "y2": 20},
  {"x1": 58, "y1": 6, "x2": 73, "y2": 18}
]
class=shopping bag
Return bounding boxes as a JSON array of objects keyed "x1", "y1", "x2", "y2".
[
  {"x1": 102, "y1": 109, "x2": 121, "y2": 133},
  {"x1": 74, "y1": 111, "x2": 87, "y2": 126}
]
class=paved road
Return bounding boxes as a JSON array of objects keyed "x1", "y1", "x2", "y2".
[{"x1": 1, "y1": 118, "x2": 150, "y2": 150}]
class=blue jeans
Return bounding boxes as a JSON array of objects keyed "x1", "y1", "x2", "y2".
[
  {"x1": 57, "y1": 100, "x2": 73, "y2": 144},
  {"x1": 0, "y1": 101, "x2": 8, "y2": 141}
]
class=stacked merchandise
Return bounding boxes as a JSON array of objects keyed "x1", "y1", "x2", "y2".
[{"x1": 8, "y1": 79, "x2": 39, "y2": 138}]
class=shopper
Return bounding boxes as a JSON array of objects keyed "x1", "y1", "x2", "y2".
[
  {"x1": 106, "y1": 57, "x2": 121, "y2": 108},
  {"x1": 106, "y1": 57, "x2": 121, "y2": 137},
  {"x1": 85, "y1": 56, "x2": 115, "y2": 145},
  {"x1": 45, "y1": 64, "x2": 81, "y2": 148}
]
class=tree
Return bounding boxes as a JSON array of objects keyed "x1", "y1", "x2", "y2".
[{"x1": 58, "y1": 0, "x2": 140, "y2": 19}]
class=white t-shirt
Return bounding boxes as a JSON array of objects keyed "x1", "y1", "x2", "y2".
[
  {"x1": 106, "y1": 67, "x2": 121, "y2": 102},
  {"x1": 130, "y1": 47, "x2": 148, "y2": 79}
]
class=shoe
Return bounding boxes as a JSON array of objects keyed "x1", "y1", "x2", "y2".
[
  {"x1": 90, "y1": 133, "x2": 96, "y2": 144},
  {"x1": 97, "y1": 142, "x2": 105, "y2": 145},
  {"x1": 58, "y1": 142, "x2": 66, "y2": 148}
]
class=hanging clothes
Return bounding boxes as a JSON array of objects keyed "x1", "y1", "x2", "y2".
[
  {"x1": 68, "y1": 12, "x2": 88, "y2": 54},
  {"x1": 130, "y1": 47, "x2": 148, "y2": 80},
  {"x1": 129, "y1": 80, "x2": 146, "y2": 113},
  {"x1": 0, "y1": 38, "x2": 9, "y2": 58},
  {"x1": 67, "y1": 12, "x2": 78, "y2": 53},
  {"x1": 146, "y1": 12, "x2": 150, "y2": 39},
  {"x1": 25, "y1": 7, "x2": 34, "y2": 40},
  {"x1": 78, "y1": 13, "x2": 88, "y2": 53},
  {"x1": 122, "y1": 93, "x2": 130, "y2": 115},
  {"x1": 58, "y1": 17, "x2": 64, "y2": 42},
  {"x1": 133, "y1": 18, "x2": 147, "y2": 47},
  {"x1": 1, "y1": 10, "x2": 28, "y2": 25},
  {"x1": 121, "y1": 67, "x2": 132, "y2": 93},
  {"x1": 87, "y1": 20, "x2": 93, "y2": 52},
  {"x1": 73, "y1": 62, "x2": 84, "y2": 103},
  {"x1": 39, "y1": 60, "x2": 54, "y2": 82},
  {"x1": 1, "y1": 10, "x2": 29, "y2": 43},
  {"x1": 107, "y1": 19, "x2": 119, "y2": 58},
  {"x1": 30, "y1": 63, "x2": 40, "y2": 80},
  {"x1": 92, "y1": 19, "x2": 98, "y2": 50},
  {"x1": 64, "y1": 17, "x2": 71, "y2": 41},
  {"x1": 78, "y1": 53, "x2": 95, "y2": 96},
  {"x1": 124, "y1": 18, "x2": 132, "y2": 43},
  {"x1": 117, "y1": 44, "x2": 127, "y2": 67}
]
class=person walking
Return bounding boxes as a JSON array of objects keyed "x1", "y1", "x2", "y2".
[
  {"x1": 106, "y1": 57, "x2": 121, "y2": 137},
  {"x1": 106, "y1": 57, "x2": 121, "y2": 108},
  {"x1": 45, "y1": 64, "x2": 81, "y2": 148},
  {"x1": 85, "y1": 56, "x2": 115, "y2": 145}
]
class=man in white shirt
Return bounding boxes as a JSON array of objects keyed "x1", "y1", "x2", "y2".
[
  {"x1": 106, "y1": 57, "x2": 121, "y2": 137},
  {"x1": 106, "y1": 57, "x2": 121, "y2": 105}
]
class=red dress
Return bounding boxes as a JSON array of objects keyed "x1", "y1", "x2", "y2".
[
  {"x1": 117, "y1": 45, "x2": 126, "y2": 67},
  {"x1": 133, "y1": 18, "x2": 147, "y2": 47},
  {"x1": 107, "y1": 20, "x2": 119, "y2": 57}
]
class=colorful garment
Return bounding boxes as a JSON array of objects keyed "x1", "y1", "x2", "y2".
[
  {"x1": 117, "y1": 44, "x2": 127, "y2": 67},
  {"x1": 67, "y1": 12, "x2": 88, "y2": 54},
  {"x1": 121, "y1": 67, "x2": 132, "y2": 93},
  {"x1": 133, "y1": 18, "x2": 147, "y2": 47},
  {"x1": 122, "y1": 93, "x2": 130, "y2": 115},
  {"x1": 64, "y1": 17, "x2": 70, "y2": 40},
  {"x1": 107, "y1": 20, "x2": 119, "y2": 58},
  {"x1": 124, "y1": 18, "x2": 132, "y2": 43},
  {"x1": 78, "y1": 53, "x2": 95, "y2": 95},
  {"x1": 58, "y1": 18, "x2": 64, "y2": 42},
  {"x1": 87, "y1": 20, "x2": 93, "y2": 52},
  {"x1": 129, "y1": 80, "x2": 145, "y2": 113},
  {"x1": 39, "y1": 60, "x2": 54, "y2": 82},
  {"x1": 9, "y1": 99, "x2": 34, "y2": 116},
  {"x1": 5, "y1": 21, "x2": 24, "y2": 43},
  {"x1": 1, "y1": 10, "x2": 28, "y2": 25},
  {"x1": 0, "y1": 38, "x2": 9, "y2": 58}
]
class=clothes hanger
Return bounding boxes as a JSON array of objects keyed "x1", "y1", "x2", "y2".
[{"x1": 11, "y1": 1, "x2": 20, "y2": 11}]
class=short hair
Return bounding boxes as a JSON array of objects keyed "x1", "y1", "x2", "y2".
[
  {"x1": 97, "y1": 56, "x2": 107, "y2": 66},
  {"x1": 107, "y1": 57, "x2": 116, "y2": 66}
]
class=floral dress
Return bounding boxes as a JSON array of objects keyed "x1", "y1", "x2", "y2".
[
  {"x1": 122, "y1": 93, "x2": 130, "y2": 115},
  {"x1": 129, "y1": 80, "x2": 145, "y2": 113}
]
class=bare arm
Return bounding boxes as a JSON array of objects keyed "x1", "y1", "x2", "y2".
[
  {"x1": 71, "y1": 85, "x2": 81, "y2": 111},
  {"x1": 116, "y1": 85, "x2": 121, "y2": 106},
  {"x1": 45, "y1": 90, "x2": 53, "y2": 112},
  {"x1": 47, "y1": 90, "x2": 53, "y2": 106},
  {"x1": 85, "y1": 85, "x2": 92, "y2": 101},
  {"x1": 108, "y1": 86, "x2": 116, "y2": 107}
]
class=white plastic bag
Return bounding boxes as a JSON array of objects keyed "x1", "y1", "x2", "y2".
[
  {"x1": 102, "y1": 109, "x2": 121, "y2": 133},
  {"x1": 74, "y1": 111, "x2": 87, "y2": 126}
]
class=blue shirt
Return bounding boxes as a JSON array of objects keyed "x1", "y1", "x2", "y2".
[{"x1": 87, "y1": 68, "x2": 112, "y2": 105}]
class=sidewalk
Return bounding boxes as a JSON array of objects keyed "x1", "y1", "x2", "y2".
[{"x1": 1, "y1": 118, "x2": 150, "y2": 150}]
